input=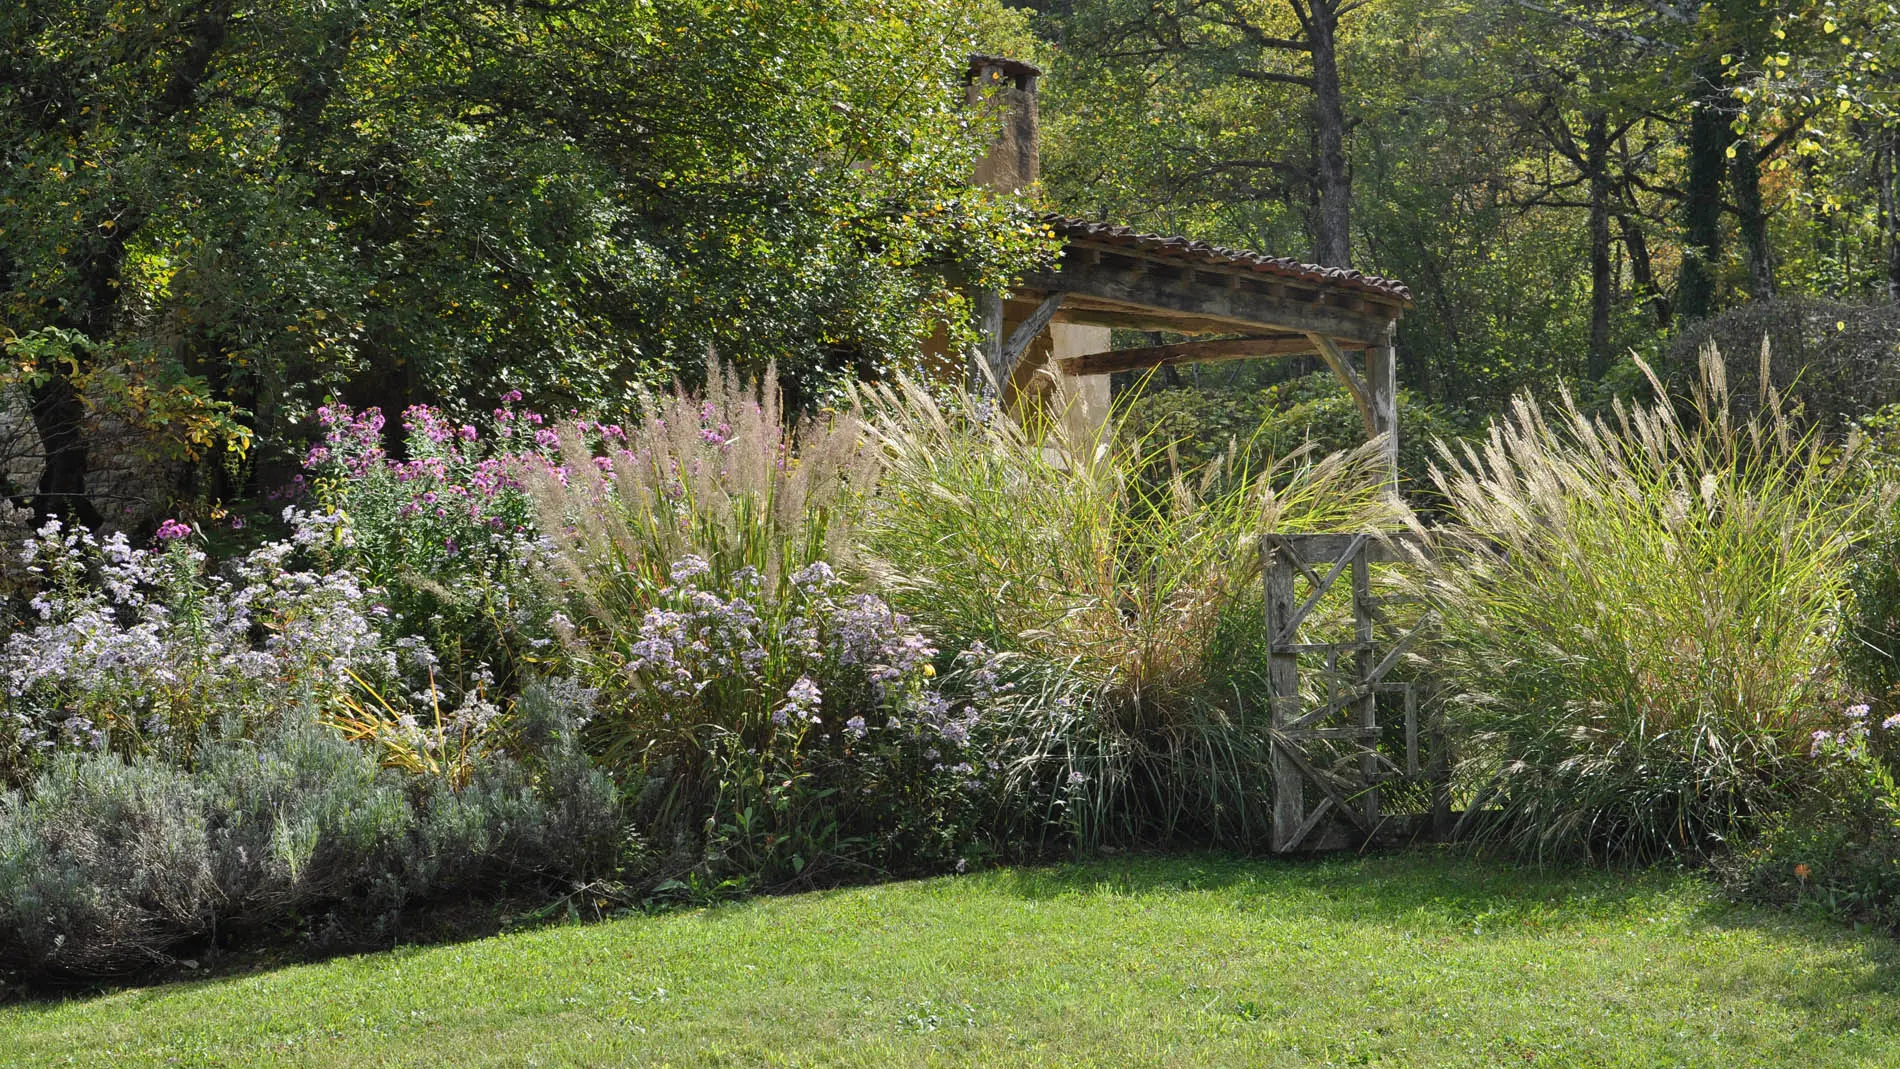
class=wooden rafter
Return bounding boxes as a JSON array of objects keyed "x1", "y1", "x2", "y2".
[
  {"x1": 1306, "y1": 332, "x2": 1377, "y2": 438},
  {"x1": 1057, "y1": 334, "x2": 1366, "y2": 377},
  {"x1": 995, "y1": 290, "x2": 1066, "y2": 384}
]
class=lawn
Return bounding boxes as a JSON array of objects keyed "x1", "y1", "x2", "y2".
[{"x1": 3, "y1": 850, "x2": 1896, "y2": 1068}]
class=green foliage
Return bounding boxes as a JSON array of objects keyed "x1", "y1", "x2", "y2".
[
  {"x1": 304, "y1": 400, "x2": 555, "y2": 690},
  {"x1": 1422, "y1": 347, "x2": 1867, "y2": 860},
  {"x1": 854, "y1": 375, "x2": 1405, "y2": 846},
  {"x1": 531, "y1": 367, "x2": 993, "y2": 889},
  {"x1": 1843, "y1": 417, "x2": 1900, "y2": 707},
  {"x1": 1666, "y1": 298, "x2": 1900, "y2": 431},
  {"x1": 1734, "y1": 703, "x2": 1900, "y2": 932},
  {"x1": 1, "y1": 0, "x2": 1053, "y2": 517},
  {"x1": 1118, "y1": 368, "x2": 1478, "y2": 503}
]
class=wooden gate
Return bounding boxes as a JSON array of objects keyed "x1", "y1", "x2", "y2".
[{"x1": 1262, "y1": 532, "x2": 1450, "y2": 852}]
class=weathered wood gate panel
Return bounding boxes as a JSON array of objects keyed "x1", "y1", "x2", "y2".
[{"x1": 1262, "y1": 532, "x2": 1450, "y2": 852}]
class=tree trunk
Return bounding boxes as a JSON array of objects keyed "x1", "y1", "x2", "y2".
[
  {"x1": 26, "y1": 377, "x2": 101, "y2": 528},
  {"x1": 1883, "y1": 130, "x2": 1900, "y2": 303},
  {"x1": 1677, "y1": 61, "x2": 1730, "y2": 321},
  {"x1": 1305, "y1": 1, "x2": 1351, "y2": 268},
  {"x1": 1618, "y1": 213, "x2": 1669, "y2": 328},
  {"x1": 1731, "y1": 136, "x2": 1774, "y2": 299},
  {"x1": 1586, "y1": 110, "x2": 1614, "y2": 379}
]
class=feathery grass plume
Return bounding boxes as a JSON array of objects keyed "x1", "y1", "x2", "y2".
[
  {"x1": 1418, "y1": 342, "x2": 1868, "y2": 861},
  {"x1": 531, "y1": 361, "x2": 878, "y2": 607},
  {"x1": 851, "y1": 375, "x2": 1406, "y2": 848}
]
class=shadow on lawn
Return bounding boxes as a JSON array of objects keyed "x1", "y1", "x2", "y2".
[
  {"x1": 991, "y1": 846, "x2": 1668, "y2": 917},
  {"x1": 992, "y1": 847, "x2": 1900, "y2": 1011}
]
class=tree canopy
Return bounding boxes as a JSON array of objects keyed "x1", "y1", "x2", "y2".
[
  {"x1": 2, "y1": 0, "x2": 1049, "y2": 519},
  {"x1": 5, "y1": 0, "x2": 1900, "y2": 523}
]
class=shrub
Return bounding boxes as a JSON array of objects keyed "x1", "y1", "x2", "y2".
[
  {"x1": 1420, "y1": 346, "x2": 1867, "y2": 860},
  {"x1": 853, "y1": 376, "x2": 1405, "y2": 848},
  {"x1": 532, "y1": 367, "x2": 990, "y2": 887},
  {"x1": 0, "y1": 518, "x2": 411, "y2": 783},
  {"x1": 1665, "y1": 297, "x2": 1900, "y2": 431},
  {"x1": 0, "y1": 684, "x2": 618, "y2": 985},
  {"x1": 1732, "y1": 703, "x2": 1900, "y2": 932},
  {"x1": 1841, "y1": 408, "x2": 1900, "y2": 708},
  {"x1": 303, "y1": 399, "x2": 555, "y2": 687}
]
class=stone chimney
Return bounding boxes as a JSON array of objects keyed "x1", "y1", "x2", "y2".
[{"x1": 966, "y1": 55, "x2": 1040, "y2": 192}]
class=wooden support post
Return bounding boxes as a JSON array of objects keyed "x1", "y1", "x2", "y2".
[
  {"x1": 1403, "y1": 682, "x2": 1420, "y2": 778},
  {"x1": 970, "y1": 289, "x2": 1005, "y2": 396},
  {"x1": 1430, "y1": 693, "x2": 1452, "y2": 839},
  {"x1": 1264, "y1": 539, "x2": 1303, "y2": 852},
  {"x1": 1352, "y1": 543, "x2": 1380, "y2": 830},
  {"x1": 1369, "y1": 320, "x2": 1399, "y2": 484}
]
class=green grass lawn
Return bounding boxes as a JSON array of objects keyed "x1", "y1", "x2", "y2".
[{"x1": 4, "y1": 849, "x2": 1898, "y2": 1067}]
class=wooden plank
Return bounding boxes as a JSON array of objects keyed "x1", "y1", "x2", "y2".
[
  {"x1": 1049, "y1": 306, "x2": 1230, "y2": 334},
  {"x1": 1024, "y1": 260, "x2": 1393, "y2": 345},
  {"x1": 1273, "y1": 533, "x2": 1366, "y2": 646},
  {"x1": 1276, "y1": 743, "x2": 1375, "y2": 835},
  {"x1": 1263, "y1": 540, "x2": 1304, "y2": 852},
  {"x1": 1364, "y1": 611, "x2": 1438, "y2": 686},
  {"x1": 1353, "y1": 544, "x2": 1380, "y2": 828},
  {"x1": 1267, "y1": 532, "x2": 1425, "y2": 566},
  {"x1": 1286, "y1": 688, "x2": 1368, "y2": 731},
  {"x1": 1057, "y1": 335, "x2": 1330, "y2": 377},
  {"x1": 1431, "y1": 716, "x2": 1453, "y2": 839},
  {"x1": 1264, "y1": 533, "x2": 1324, "y2": 589},
  {"x1": 1284, "y1": 726, "x2": 1383, "y2": 741},
  {"x1": 998, "y1": 291, "x2": 1067, "y2": 383},
  {"x1": 1369, "y1": 320, "x2": 1400, "y2": 480},
  {"x1": 1280, "y1": 796, "x2": 1336, "y2": 853},
  {"x1": 1308, "y1": 333, "x2": 1378, "y2": 440},
  {"x1": 1274, "y1": 641, "x2": 1376, "y2": 655},
  {"x1": 1404, "y1": 681, "x2": 1420, "y2": 778}
]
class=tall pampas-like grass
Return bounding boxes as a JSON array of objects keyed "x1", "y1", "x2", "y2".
[
  {"x1": 1420, "y1": 343, "x2": 1871, "y2": 860},
  {"x1": 852, "y1": 376, "x2": 1407, "y2": 847},
  {"x1": 531, "y1": 361, "x2": 879, "y2": 613}
]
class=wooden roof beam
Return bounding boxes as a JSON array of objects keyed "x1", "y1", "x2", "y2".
[
  {"x1": 1058, "y1": 334, "x2": 1367, "y2": 377},
  {"x1": 1024, "y1": 256, "x2": 1391, "y2": 344}
]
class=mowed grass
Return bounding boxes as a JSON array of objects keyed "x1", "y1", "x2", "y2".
[{"x1": 5, "y1": 850, "x2": 1898, "y2": 1067}]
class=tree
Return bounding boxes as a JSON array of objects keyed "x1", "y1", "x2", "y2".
[
  {"x1": 1, "y1": 0, "x2": 1050, "y2": 523},
  {"x1": 1036, "y1": 0, "x2": 1380, "y2": 267}
]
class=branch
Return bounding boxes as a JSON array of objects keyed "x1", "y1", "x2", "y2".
[
  {"x1": 1237, "y1": 69, "x2": 1316, "y2": 90},
  {"x1": 1754, "y1": 107, "x2": 1819, "y2": 164}
]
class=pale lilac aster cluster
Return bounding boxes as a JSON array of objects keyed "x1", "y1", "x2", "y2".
[
  {"x1": 617, "y1": 555, "x2": 983, "y2": 764},
  {"x1": 1811, "y1": 703, "x2": 1899, "y2": 759},
  {"x1": 2, "y1": 517, "x2": 436, "y2": 759}
]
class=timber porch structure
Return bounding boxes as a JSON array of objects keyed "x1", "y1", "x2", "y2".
[{"x1": 961, "y1": 55, "x2": 1414, "y2": 469}]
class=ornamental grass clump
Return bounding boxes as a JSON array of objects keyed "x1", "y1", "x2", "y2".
[
  {"x1": 852, "y1": 376, "x2": 1405, "y2": 848},
  {"x1": 530, "y1": 366, "x2": 991, "y2": 885},
  {"x1": 1421, "y1": 345, "x2": 1869, "y2": 860}
]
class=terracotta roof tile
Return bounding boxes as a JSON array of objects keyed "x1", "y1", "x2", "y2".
[{"x1": 1044, "y1": 214, "x2": 1412, "y2": 303}]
